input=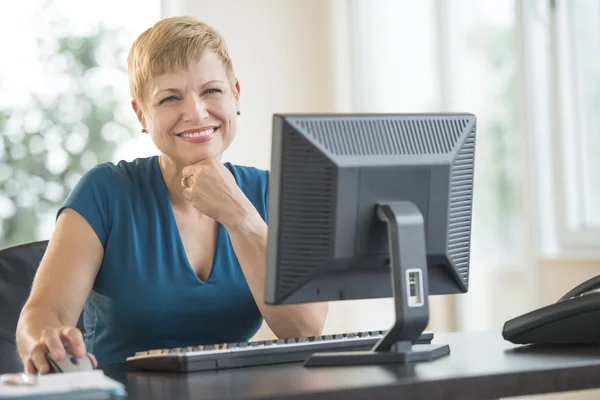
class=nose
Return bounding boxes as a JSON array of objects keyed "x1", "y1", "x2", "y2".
[{"x1": 183, "y1": 96, "x2": 209, "y2": 122}]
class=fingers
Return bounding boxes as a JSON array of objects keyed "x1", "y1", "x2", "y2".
[
  {"x1": 24, "y1": 358, "x2": 37, "y2": 374},
  {"x1": 88, "y1": 352, "x2": 98, "y2": 368},
  {"x1": 182, "y1": 158, "x2": 219, "y2": 178},
  {"x1": 181, "y1": 164, "x2": 197, "y2": 179},
  {"x1": 60, "y1": 327, "x2": 86, "y2": 357},
  {"x1": 27, "y1": 326, "x2": 88, "y2": 374},
  {"x1": 41, "y1": 327, "x2": 65, "y2": 360},
  {"x1": 181, "y1": 175, "x2": 195, "y2": 189},
  {"x1": 182, "y1": 188, "x2": 193, "y2": 202},
  {"x1": 30, "y1": 344, "x2": 51, "y2": 374}
]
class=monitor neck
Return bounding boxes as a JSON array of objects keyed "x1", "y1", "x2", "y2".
[
  {"x1": 373, "y1": 202, "x2": 430, "y2": 351},
  {"x1": 303, "y1": 201, "x2": 450, "y2": 367}
]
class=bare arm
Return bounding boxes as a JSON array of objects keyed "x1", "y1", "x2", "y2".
[
  {"x1": 181, "y1": 160, "x2": 328, "y2": 338},
  {"x1": 225, "y1": 206, "x2": 329, "y2": 339},
  {"x1": 16, "y1": 208, "x2": 103, "y2": 373}
]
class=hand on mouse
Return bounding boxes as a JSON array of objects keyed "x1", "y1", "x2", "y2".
[{"x1": 24, "y1": 326, "x2": 98, "y2": 374}]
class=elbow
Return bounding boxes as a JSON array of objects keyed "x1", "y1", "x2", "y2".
[
  {"x1": 295, "y1": 302, "x2": 329, "y2": 338},
  {"x1": 269, "y1": 302, "x2": 329, "y2": 339},
  {"x1": 309, "y1": 302, "x2": 329, "y2": 336}
]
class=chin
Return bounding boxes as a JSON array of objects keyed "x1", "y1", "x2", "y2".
[
  {"x1": 179, "y1": 141, "x2": 223, "y2": 162},
  {"x1": 185, "y1": 151, "x2": 222, "y2": 165}
]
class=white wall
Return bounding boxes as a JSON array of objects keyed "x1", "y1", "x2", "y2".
[{"x1": 164, "y1": 0, "x2": 337, "y2": 170}]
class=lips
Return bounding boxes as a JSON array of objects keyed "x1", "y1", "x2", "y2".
[{"x1": 176, "y1": 127, "x2": 219, "y2": 143}]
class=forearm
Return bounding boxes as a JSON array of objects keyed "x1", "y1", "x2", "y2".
[
  {"x1": 225, "y1": 208, "x2": 329, "y2": 339},
  {"x1": 16, "y1": 305, "x2": 66, "y2": 361}
]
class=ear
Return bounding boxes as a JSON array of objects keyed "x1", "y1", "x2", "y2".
[
  {"x1": 234, "y1": 78, "x2": 241, "y2": 98},
  {"x1": 233, "y1": 78, "x2": 241, "y2": 109},
  {"x1": 131, "y1": 100, "x2": 146, "y2": 130}
]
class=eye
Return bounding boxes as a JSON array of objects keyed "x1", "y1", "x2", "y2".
[
  {"x1": 203, "y1": 88, "x2": 223, "y2": 95},
  {"x1": 159, "y1": 95, "x2": 178, "y2": 105}
]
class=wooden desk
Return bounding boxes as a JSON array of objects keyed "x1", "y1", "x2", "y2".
[{"x1": 101, "y1": 331, "x2": 600, "y2": 399}]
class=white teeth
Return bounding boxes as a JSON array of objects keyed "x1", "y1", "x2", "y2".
[{"x1": 180, "y1": 128, "x2": 215, "y2": 138}]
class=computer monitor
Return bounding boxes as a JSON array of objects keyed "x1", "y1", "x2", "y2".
[{"x1": 264, "y1": 113, "x2": 476, "y2": 366}]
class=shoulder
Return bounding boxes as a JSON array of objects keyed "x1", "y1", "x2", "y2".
[
  {"x1": 225, "y1": 163, "x2": 269, "y2": 193},
  {"x1": 78, "y1": 156, "x2": 158, "y2": 190},
  {"x1": 64, "y1": 156, "x2": 158, "y2": 213},
  {"x1": 57, "y1": 156, "x2": 159, "y2": 246}
]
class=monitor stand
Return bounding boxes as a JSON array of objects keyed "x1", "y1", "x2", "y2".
[{"x1": 304, "y1": 202, "x2": 450, "y2": 367}]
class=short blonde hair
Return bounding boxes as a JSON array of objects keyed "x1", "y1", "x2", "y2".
[{"x1": 127, "y1": 16, "x2": 235, "y2": 106}]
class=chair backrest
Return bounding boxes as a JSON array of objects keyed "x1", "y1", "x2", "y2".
[{"x1": 0, "y1": 241, "x2": 84, "y2": 373}]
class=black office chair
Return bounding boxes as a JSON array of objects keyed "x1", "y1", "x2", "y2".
[{"x1": 0, "y1": 240, "x2": 84, "y2": 373}]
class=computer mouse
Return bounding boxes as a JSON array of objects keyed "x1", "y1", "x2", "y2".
[
  {"x1": 502, "y1": 276, "x2": 600, "y2": 345},
  {"x1": 46, "y1": 351, "x2": 94, "y2": 373}
]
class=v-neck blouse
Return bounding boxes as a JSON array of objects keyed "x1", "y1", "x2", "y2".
[{"x1": 57, "y1": 156, "x2": 268, "y2": 364}]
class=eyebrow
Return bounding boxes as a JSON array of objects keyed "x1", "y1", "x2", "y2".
[{"x1": 153, "y1": 80, "x2": 226, "y2": 97}]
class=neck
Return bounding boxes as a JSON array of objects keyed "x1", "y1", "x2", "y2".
[{"x1": 158, "y1": 154, "x2": 192, "y2": 209}]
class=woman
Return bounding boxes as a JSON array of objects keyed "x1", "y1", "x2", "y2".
[{"x1": 16, "y1": 16, "x2": 328, "y2": 374}]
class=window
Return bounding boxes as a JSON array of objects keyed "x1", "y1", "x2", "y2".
[
  {"x1": 347, "y1": 0, "x2": 524, "y2": 332},
  {"x1": 552, "y1": 0, "x2": 600, "y2": 250},
  {"x1": 348, "y1": 0, "x2": 439, "y2": 113},
  {"x1": 352, "y1": 0, "x2": 522, "y2": 268},
  {"x1": 0, "y1": 0, "x2": 159, "y2": 247},
  {"x1": 523, "y1": 0, "x2": 600, "y2": 255},
  {"x1": 438, "y1": 0, "x2": 522, "y2": 268}
]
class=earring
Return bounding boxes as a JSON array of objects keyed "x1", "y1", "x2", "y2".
[
  {"x1": 236, "y1": 111, "x2": 241, "y2": 116},
  {"x1": 141, "y1": 128, "x2": 147, "y2": 133}
]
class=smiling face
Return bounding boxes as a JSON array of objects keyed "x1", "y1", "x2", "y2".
[{"x1": 132, "y1": 50, "x2": 240, "y2": 166}]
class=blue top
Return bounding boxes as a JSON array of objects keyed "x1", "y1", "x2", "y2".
[{"x1": 57, "y1": 156, "x2": 267, "y2": 364}]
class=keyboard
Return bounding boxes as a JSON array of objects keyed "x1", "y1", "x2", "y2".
[{"x1": 126, "y1": 330, "x2": 434, "y2": 372}]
